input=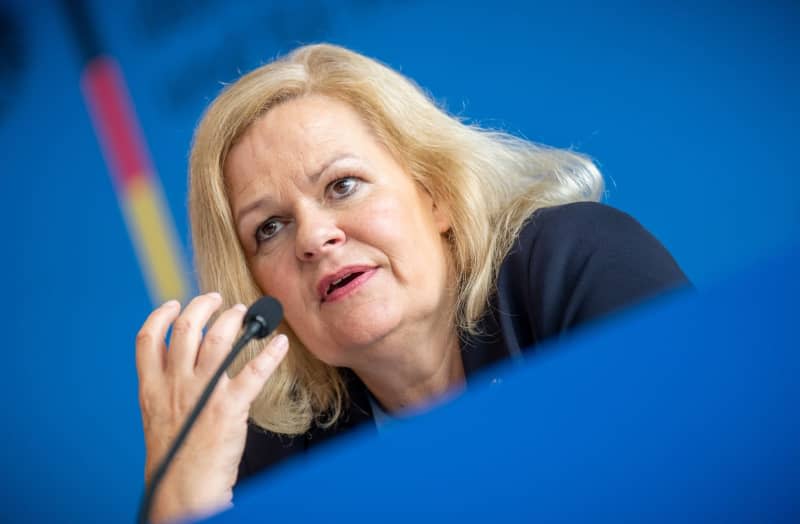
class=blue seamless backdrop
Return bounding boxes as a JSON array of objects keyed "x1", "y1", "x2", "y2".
[{"x1": 1, "y1": 1, "x2": 797, "y2": 522}]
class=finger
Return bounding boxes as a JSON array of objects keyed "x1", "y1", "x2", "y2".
[
  {"x1": 227, "y1": 334, "x2": 289, "y2": 405},
  {"x1": 135, "y1": 300, "x2": 181, "y2": 384},
  {"x1": 195, "y1": 303, "x2": 248, "y2": 376},
  {"x1": 166, "y1": 292, "x2": 223, "y2": 376}
]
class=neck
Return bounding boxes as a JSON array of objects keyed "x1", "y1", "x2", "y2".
[{"x1": 350, "y1": 324, "x2": 465, "y2": 415}]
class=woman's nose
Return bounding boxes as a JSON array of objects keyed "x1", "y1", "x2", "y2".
[{"x1": 295, "y1": 209, "x2": 346, "y2": 261}]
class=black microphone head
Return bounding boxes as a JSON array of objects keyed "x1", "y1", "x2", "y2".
[{"x1": 243, "y1": 296, "x2": 283, "y2": 339}]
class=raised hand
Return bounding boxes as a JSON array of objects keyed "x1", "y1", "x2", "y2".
[{"x1": 135, "y1": 292, "x2": 288, "y2": 523}]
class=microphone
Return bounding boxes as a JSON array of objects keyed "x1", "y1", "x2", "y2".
[
  {"x1": 137, "y1": 296, "x2": 283, "y2": 524},
  {"x1": 243, "y1": 295, "x2": 283, "y2": 339}
]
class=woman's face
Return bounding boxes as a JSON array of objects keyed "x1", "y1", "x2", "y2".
[{"x1": 225, "y1": 95, "x2": 453, "y2": 367}]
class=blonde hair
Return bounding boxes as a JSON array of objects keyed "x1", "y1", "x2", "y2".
[{"x1": 189, "y1": 44, "x2": 603, "y2": 435}]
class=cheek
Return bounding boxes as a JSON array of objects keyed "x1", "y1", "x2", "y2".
[
  {"x1": 356, "y1": 195, "x2": 444, "y2": 278},
  {"x1": 250, "y1": 252, "x2": 299, "y2": 304},
  {"x1": 250, "y1": 252, "x2": 322, "y2": 333},
  {"x1": 356, "y1": 194, "x2": 420, "y2": 246}
]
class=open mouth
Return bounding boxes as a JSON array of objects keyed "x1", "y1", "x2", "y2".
[
  {"x1": 326, "y1": 271, "x2": 364, "y2": 297},
  {"x1": 319, "y1": 267, "x2": 378, "y2": 304}
]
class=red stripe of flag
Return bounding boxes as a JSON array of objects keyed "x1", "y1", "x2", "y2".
[{"x1": 81, "y1": 56, "x2": 151, "y2": 188}]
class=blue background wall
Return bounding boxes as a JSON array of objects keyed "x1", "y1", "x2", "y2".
[{"x1": 1, "y1": 1, "x2": 797, "y2": 521}]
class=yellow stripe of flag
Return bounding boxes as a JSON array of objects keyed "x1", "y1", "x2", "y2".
[{"x1": 123, "y1": 174, "x2": 190, "y2": 304}]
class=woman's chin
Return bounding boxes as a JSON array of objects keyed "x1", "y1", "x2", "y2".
[
  {"x1": 338, "y1": 318, "x2": 398, "y2": 347},
  {"x1": 313, "y1": 315, "x2": 403, "y2": 365}
]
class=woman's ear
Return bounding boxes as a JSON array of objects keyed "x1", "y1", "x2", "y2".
[
  {"x1": 415, "y1": 180, "x2": 451, "y2": 234},
  {"x1": 431, "y1": 199, "x2": 452, "y2": 234}
]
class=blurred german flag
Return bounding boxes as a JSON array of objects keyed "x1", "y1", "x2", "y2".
[{"x1": 63, "y1": 0, "x2": 190, "y2": 305}]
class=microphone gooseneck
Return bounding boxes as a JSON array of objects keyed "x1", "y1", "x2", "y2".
[{"x1": 137, "y1": 296, "x2": 283, "y2": 524}]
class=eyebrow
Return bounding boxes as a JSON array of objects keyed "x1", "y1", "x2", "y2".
[{"x1": 234, "y1": 154, "x2": 361, "y2": 224}]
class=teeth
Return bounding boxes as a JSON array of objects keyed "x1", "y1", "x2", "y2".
[
  {"x1": 327, "y1": 272, "x2": 358, "y2": 296},
  {"x1": 327, "y1": 275, "x2": 346, "y2": 295}
]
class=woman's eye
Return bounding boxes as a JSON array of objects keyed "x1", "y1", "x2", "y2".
[
  {"x1": 327, "y1": 177, "x2": 360, "y2": 199},
  {"x1": 255, "y1": 219, "x2": 284, "y2": 245}
]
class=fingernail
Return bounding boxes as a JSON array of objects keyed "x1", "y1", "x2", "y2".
[
  {"x1": 161, "y1": 299, "x2": 179, "y2": 309},
  {"x1": 207, "y1": 292, "x2": 221, "y2": 301},
  {"x1": 233, "y1": 303, "x2": 247, "y2": 313},
  {"x1": 272, "y1": 334, "x2": 289, "y2": 352},
  {"x1": 254, "y1": 335, "x2": 288, "y2": 372}
]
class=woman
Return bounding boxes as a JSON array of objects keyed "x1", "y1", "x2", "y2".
[{"x1": 136, "y1": 44, "x2": 687, "y2": 522}]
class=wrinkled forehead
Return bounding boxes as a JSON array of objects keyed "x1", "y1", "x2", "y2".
[{"x1": 222, "y1": 94, "x2": 388, "y2": 205}]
